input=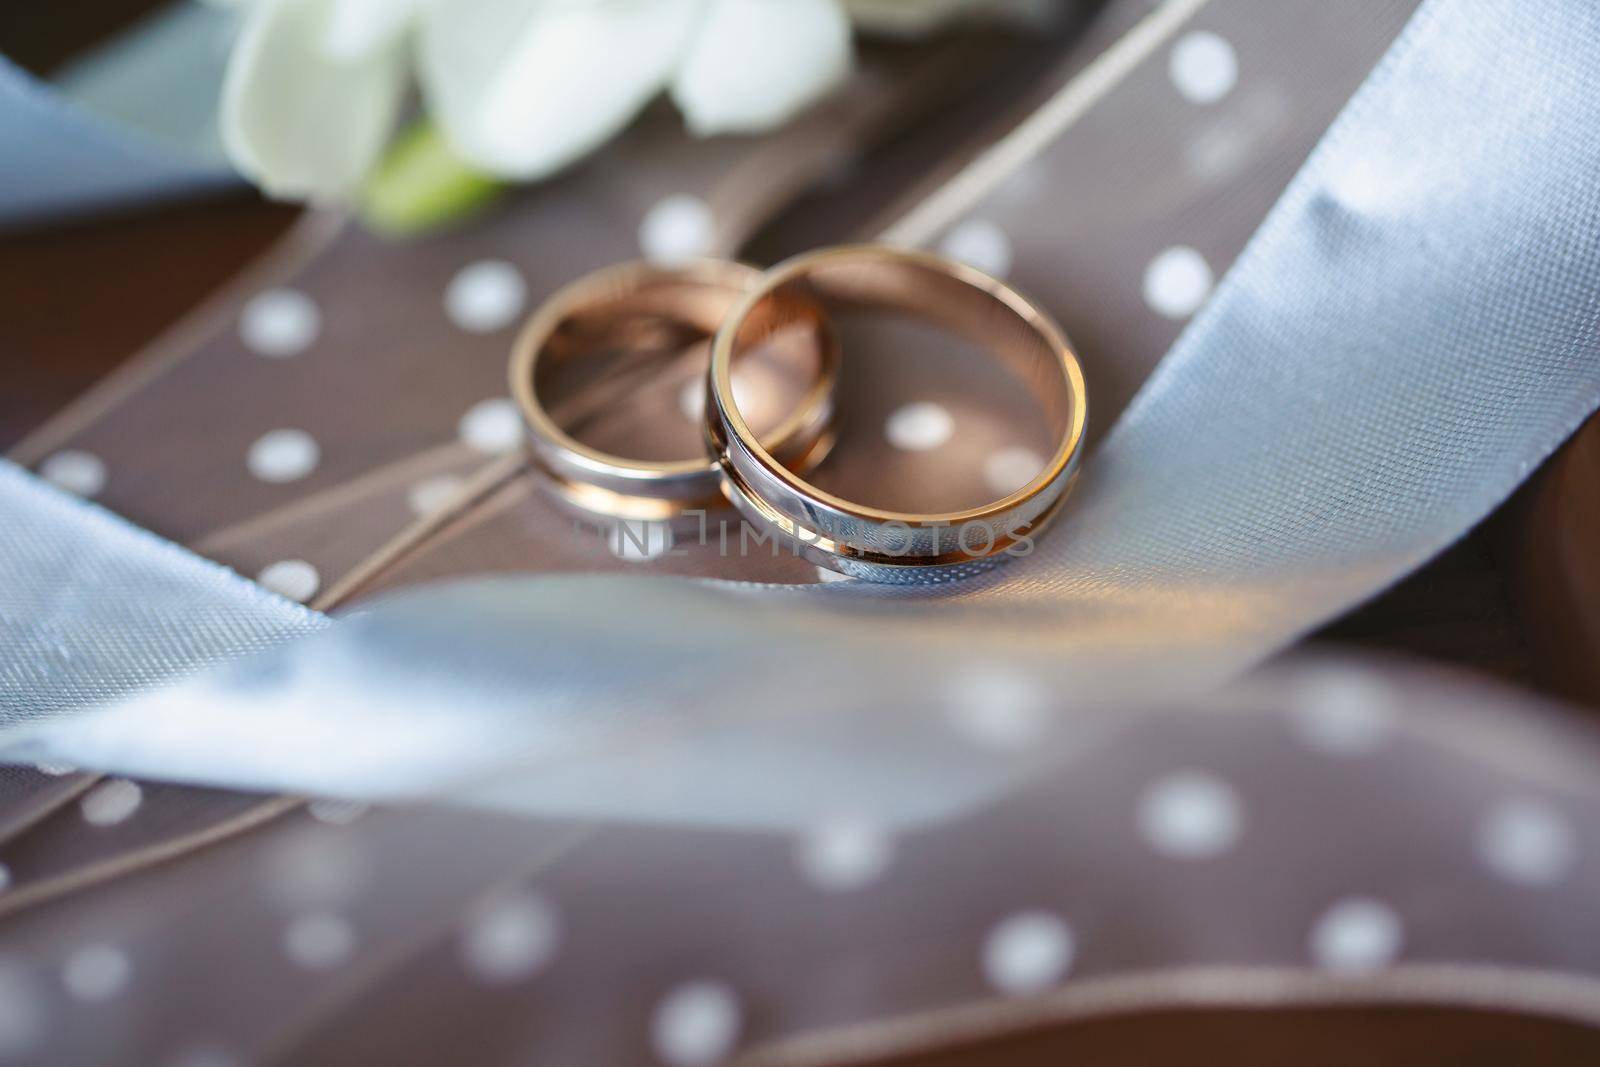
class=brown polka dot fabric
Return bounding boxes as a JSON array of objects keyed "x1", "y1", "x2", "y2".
[
  {"x1": 1, "y1": 660, "x2": 1598, "y2": 1065},
  {"x1": 20, "y1": 4, "x2": 1597, "y2": 1066}
]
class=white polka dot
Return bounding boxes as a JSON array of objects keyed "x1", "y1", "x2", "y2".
[
  {"x1": 1185, "y1": 125, "x2": 1250, "y2": 183},
  {"x1": 283, "y1": 912, "x2": 356, "y2": 971},
  {"x1": 1142, "y1": 247, "x2": 1213, "y2": 319},
  {"x1": 815, "y1": 566, "x2": 853, "y2": 584},
  {"x1": 940, "y1": 219, "x2": 1013, "y2": 278},
  {"x1": 652, "y1": 980, "x2": 741, "y2": 1067},
  {"x1": 946, "y1": 662, "x2": 1051, "y2": 753},
  {"x1": 458, "y1": 398, "x2": 522, "y2": 454},
  {"x1": 729, "y1": 371, "x2": 762, "y2": 416},
  {"x1": 0, "y1": 962, "x2": 44, "y2": 1057},
  {"x1": 1183, "y1": 90, "x2": 1290, "y2": 183},
  {"x1": 640, "y1": 195, "x2": 714, "y2": 265},
  {"x1": 263, "y1": 827, "x2": 371, "y2": 907},
  {"x1": 62, "y1": 944, "x2": 131, "y2": 1002},
  {"x1": 307, "y1": 799, "x2": 369, "y2": 825},
  {"x1": 39, "y1": 450, "x2": 106, "y2": 498},
  {"x1": 1308, "y1": 898, "x2": 1403, "y2": 973},
  {"x1": 1477, "y1": 798, "x2": 1577, "y2": 887},
  {"x1": 1169, "y1": 30, "x2": 1238, "y2": 104},
  {"x1": 797, "y1": 819, "x2": 892, "y2": 892},
  {"x1": 983, "y1": 447, "x2": 1044, "y2": 497},
  {"x1": 80, "y1": 779, "x2": 142, "y2": 827},
  {"x1": 35, "y1": 761, "x2": 76, "y2": 776},
  {"x1": 982, "y1": 911, "x2": 1074, "y2": 995},
  {"x1": 609, "y1": 520, "x2": 672, "y2": 562},
  {"x1": 684, "y1": 372, "x2": 759, "y2": 422},
  {"x1": 1138, "y1": 772, "x2": 1242, "y2": 859},
  {"x1": 248, "y1": 429, "x2": 320, "y2": 483},
  {"x1": 240, "y1": 289, "x2": 320, "y2": 358},
  {"x1": 1290, "y1": 669, "x2": 1392, "y2": 755},
  {"x1": 257, "y1": 559, "x2": 320, "y2": 603},
  {"x1": 679, "y1": 379, "x2": 707, "y2": 422},
  {"x1": 167, "y1": 1043, "x2": 242, "y2": 1067},
  {"x1": 885, "y1": 402, "x2": 954, "y2": 451},
  {"x1": 445, "y1": 260, "x2": 526, "y2": 333},
  {"x1": 460, "y1": 892, "x2": 561, "y2": 985},
  {"x1": 406, "y1": 473, "x2": 466, "y2": 517}
]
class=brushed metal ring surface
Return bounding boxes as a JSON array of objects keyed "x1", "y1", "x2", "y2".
[
  {"x1": 706, "y1": 245, "x2": 1087, "y2": 583},
  {"x1": 510, "y1": 260, "x2": 837, "y2": 522}
]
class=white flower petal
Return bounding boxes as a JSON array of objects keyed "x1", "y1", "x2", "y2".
[
  {"x1": 322, "y1": 0, "x2": 427, "y2": 61},
  {"x1": 221, "y1": 0, "x2": 409, "y2": 199},
  {"x1": 419, "y1": 0, "x2": 704, "y2": 180},
  {"x1": 671, "y1": 0, "x2": 851, "y2": 136}
]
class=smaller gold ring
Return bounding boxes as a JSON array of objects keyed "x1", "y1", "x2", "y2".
[
  {"x1": 510, "y1": 260, "x2": 838, "y2": 522},
  {"x1": 706, "y1": 245, "x2": 1088, "y2": 583}
]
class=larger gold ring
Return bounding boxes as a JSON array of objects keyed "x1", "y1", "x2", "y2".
[
  {"x1": 706, "y1": 245, "x2": 1087, "y2": 583},
  {"x1": 511, "y1": 260, "x2": 837, "y2": 522}
]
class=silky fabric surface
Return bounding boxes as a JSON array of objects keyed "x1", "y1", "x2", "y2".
[
  {"x1": 0, "y1": 3, "x2": 238, "y2": 228},
  {"x1": 2, "y1": 0, "x2": 1600, "y2": 818},
  {"x1": 0, "y1": 462, "x2": 326, "y2": 725},
  {"x1": 9, "y1": 657, "x2": 1600, "y2": 1067}
]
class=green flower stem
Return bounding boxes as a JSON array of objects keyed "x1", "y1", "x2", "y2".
[{"x1": 360, "y1": 119, "x2": 506, "y2": 237}]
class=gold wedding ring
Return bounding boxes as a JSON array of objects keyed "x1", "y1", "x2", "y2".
[
  {"x1": 706, "y1": 245, "x2": 1087, "y2": 582},
  {"x1": 511, "y1": 260, "x2": 837, "y2": 522}
]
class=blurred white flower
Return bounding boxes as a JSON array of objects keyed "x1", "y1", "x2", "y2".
[{"x1": 218, "y1": 0, "x2": 858, "y2": 200}]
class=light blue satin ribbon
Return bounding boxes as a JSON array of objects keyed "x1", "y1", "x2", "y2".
[
  {"x1": 0, "y1": 462, "x2": 326, "y2": 725},
  {"x1": 2, "y1": 0, "x2": 1598, "y2": 825},
  {"x1": 0, "y1": 2, "x2": 236, "y2": 228}
]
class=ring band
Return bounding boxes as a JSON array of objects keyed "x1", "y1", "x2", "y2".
[
  {"x1": 510, "y1": 260, "x2": 838, "y2": 522},
  {"x1": 706, "y1": 245, "x2": 1087, "y2": 582}
]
